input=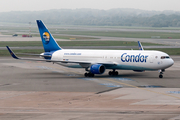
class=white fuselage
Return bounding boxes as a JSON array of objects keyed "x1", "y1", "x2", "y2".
[{"x1": 50, "y1": 49, "x2": 174, "y2": 71}]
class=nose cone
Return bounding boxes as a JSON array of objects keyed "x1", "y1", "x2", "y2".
[
  {"x1": 168, "y1": 58, "x2": 174, "y2": 67},
  {"x1": 170, "y1": 58, "x2": 174, "y2": 66}
]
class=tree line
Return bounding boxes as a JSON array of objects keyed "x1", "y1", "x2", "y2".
[{"x1": 1, "y1": 8, "x2": 180, "y2": 27}]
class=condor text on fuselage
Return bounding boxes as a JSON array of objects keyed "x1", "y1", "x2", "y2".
[{"x1": 121, "y1": 53, "x2": 148, "y2": 63}]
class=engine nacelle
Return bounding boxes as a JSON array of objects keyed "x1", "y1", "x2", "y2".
[{"x1": 90, "y1": 64, "x2": 105, "y2": 74}]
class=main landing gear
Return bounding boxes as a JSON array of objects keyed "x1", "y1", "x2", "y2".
[
  {"x1": 84, "y1": 72, "x2": 94, "y2": 77},
  {"x1": 109, "y1": 69, "x2": 118, "y2": 76},
  {"x1": 159, "y1": 69, "x2": 165, "y2": 78},
  {"x1": 84, "y1": 68, "x2": 94, "y2": 77}
]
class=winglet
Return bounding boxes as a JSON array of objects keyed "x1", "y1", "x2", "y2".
[
  {"x1": 6, "y1": 46, "x2": 19, "y2": 59},
  {"x1": 138, "y1": 41, "x2": 144, "y2": 50}
]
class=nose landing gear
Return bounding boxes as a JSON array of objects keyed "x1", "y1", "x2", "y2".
[
  {"x1": 159, "y1": 69, "x2": 165, "y2": 78},
  {"x1": 159, "y1": 73, "x2": 163, "y2": 78}
]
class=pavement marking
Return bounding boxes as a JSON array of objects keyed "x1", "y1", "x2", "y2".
[
  {"x1": 138, "y1": 85, "x2": 164, "y2": 88},
  {"x1": 48, "y1": 65, "x2": 180, "y2": 99},
  {"x1": 66, "y1": 74, "x2": 79, "y2": 77},
  {"x1": 102, "y1": 78, "x2": 180, "y2": 99},
  {"x1": 100, "y1": 83, "x2": 123, "y2": 88},
  {"x1": 167, "y1": 91, "x2": 180, "y2": 94},
  {"x1": 31, "y1": 62, "x2": 180, "y2": 99},
  {"x1": 79, "y1": 78, "x2": 98, "y2": 81},
  {"x1": 37, "y1": 66, "x2": 53, "y2": 70},
  {"x1": 113, "y1": 77, "x2": 134, "y2": 81}
]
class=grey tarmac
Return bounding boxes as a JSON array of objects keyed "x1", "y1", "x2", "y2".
[{"x1": 0, "y1": 56, "x2": 180, "y2": 120}]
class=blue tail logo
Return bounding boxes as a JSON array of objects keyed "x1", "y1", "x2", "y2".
[
  {"x1": 37, "y1": 20, "x2": 62, "y2": 52},
  {"x1": 43, "y1": 32, "x2": 50, "y2": 44}
]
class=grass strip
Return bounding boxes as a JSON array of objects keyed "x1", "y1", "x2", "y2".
[{"x1": 1, "y1": 41, "x2": 164, "y2": 47}]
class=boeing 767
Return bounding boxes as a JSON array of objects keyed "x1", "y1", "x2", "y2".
[{"x1": 7, "y1": 20, "x2": 174, "y2": 78}]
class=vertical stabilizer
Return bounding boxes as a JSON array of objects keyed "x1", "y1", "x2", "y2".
[
  {"x1": 37, "y1": 20, "x2": 62, "y2": 52},
  {"x1": 138, "y1": 41, "x2": 144, "y2": 50}
]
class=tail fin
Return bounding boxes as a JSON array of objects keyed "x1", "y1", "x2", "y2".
[
  {"x1": 36, "y1": 20, "x2": 62, "y2": 52},
  {"x1": 138, "y1": 41, "x2": 144, "y2": 50}
]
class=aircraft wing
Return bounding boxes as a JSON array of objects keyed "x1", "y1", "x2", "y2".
[
  {"x1": 138, "y1": 41, "x2": 144, "y2": 50},
  {"x1": 16, "y1": 53, "x2": 52, "y2": 57},
  {"x1": 6, "y1": 46, "x2": 117, "y2": 66}
]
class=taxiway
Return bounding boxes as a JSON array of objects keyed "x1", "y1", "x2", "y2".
[{"x1": 0, "y1": 56, "x2": 180, "y2": 120}]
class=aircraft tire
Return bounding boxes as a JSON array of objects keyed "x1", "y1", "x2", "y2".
[
  {"x1": 90, "y1": 73, "x2": 94, "y2": 77},
  {"x1": 115, "y1": 71, "x2": 118, "y2": 76},
  {"x1": 84, "y1": 73, "x2": 94, "y2": 77},
  {"x1": 109, "y1": 71, "x2": 118, "y2": 76},
  {"x1": 159, "y1": 74, "x2": 163, "y2": 78},
  {"x1": 109, "y1": 71, "x2": 112, "y2": 76},
  {"x1": 84, "y1": 73, "x2": 88, "y2": 77}
]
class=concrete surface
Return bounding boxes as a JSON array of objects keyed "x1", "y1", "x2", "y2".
[{"x1": 0, "y1": 56, "x2": 180, "y2": 120}]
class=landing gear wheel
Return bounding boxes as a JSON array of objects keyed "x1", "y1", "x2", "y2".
[
  {"x1": 115, "y1": 71, "x2": 118, "y2": 76},
  {"x1": 84, "y1": 72, "x2": 94, "y2": 77},
  {"x1": 159, "y1": 74, "x2": 163, "y2": 78},
  {"x1": 109, "y1": 71, "x2": 112, "y2": 76},
  {"x1": 109, "y1": 70, "x2": 118, "y2": 76},
  {"x1": 84, "y1": 73, "x2": 88, "y2": 77},
  {"x1": 89, "y1": 73, "x2": 94, "y2": 77}
]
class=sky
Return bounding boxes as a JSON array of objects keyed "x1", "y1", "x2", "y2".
[{"x1": 0, "y1": 0, "x2": 180, "y2": 12}]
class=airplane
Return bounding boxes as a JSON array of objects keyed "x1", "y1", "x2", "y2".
[{"x1": 6, "y1": 20, "x2": 174, "y2": 78}]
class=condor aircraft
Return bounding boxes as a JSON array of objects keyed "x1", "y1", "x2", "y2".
[{"x1": 7, "y1": 20, "x2": 174, "y2": 78}]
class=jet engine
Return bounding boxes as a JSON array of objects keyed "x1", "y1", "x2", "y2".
[{"x1": 90, "y1": 64, "x2": 105, "y2": 74}]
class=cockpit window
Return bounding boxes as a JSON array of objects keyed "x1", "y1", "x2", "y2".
[{"x1": 161, "y1": 56, "x2": 170, "y2": 59}]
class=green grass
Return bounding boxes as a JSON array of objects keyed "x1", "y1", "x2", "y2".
[
  {"x1": 58, "y1": 41, "x2": 164, "y2": 46},
  {"x1": 54, "y1": 35, "x2": 97, "y2": 40},
  {"x1": 1, "y1": 41, "x2": 42, "y2": 47},
  {"x1": 1, "y1": 41, "x2": 164, "y2": 47},
  {"x1": 24, "y1": 34, "x2": 98, "y2": 40},
  {"x1": 2, "y1": 24, "x2": 180, "y2": 39},
  {"x1": 0, "y1": 49, "x2": 44, "y2": 56},
  {"x1": 49, "y1": 31, "x2": 180, "y2": 39},
  {"x1": 146, "y1": 48, "x2": 180, "y2": 55},
  {"x1": 3, "y1": 27, "x2": 180, "y2": 39}
]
